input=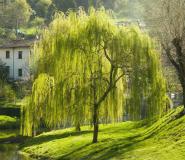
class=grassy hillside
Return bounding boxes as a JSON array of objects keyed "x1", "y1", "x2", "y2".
[
  {"x1": 20, "y1": 106, "x2": 185, "y2": 160},
  {"x1": 0, "y1": 115, "x2": 19, "y2": 130}
]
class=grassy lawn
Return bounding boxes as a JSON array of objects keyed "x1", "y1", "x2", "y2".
[{"x1": 20, "y1": 107, "x2": 185, "y2": 160}]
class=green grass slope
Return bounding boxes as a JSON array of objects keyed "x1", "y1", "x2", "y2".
[
  {"x1": 0, "y1": 115, "x2": 19, "y2": 130},
  {"x1": 0, "y1": 115, "x2": 19, "y2": 143},
  {"x1": 20, "y1": 107, "x2": 185, "y2": 160}
]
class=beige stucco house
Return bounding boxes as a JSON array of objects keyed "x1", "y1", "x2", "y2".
[{"x1": 0, "y1": 40, "x2": 34, "y2": 81}]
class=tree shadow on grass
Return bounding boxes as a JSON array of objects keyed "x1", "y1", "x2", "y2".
[
  {"x1": 93, "y1": 139, "x2": 143, "y2": 160},
  {"x1": 57, "y1": 134, "x2": 142, "y2": 160},
  {"x1": 56, "y1": 142, "x2": 93, "y2": 160},
  {"x1": 20, "y1": 130, "x2": 93, "y2": 148}
]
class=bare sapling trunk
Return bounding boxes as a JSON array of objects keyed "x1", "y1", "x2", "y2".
[
  {"x1": 92, "y1": 104, "x2": 99, "y2": 143},
  {"x1": 75, "y1": 122, "x2": 81, "y2": 132}
]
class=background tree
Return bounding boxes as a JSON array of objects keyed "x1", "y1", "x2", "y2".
[
  {"x1": 46, "y1": 0, "x2": 76, "y2": 20},
  {"x1": 0, "y1": 0, "x2": 32, "y2": 29},
  {"x1": 46, "y1": 0, "x2": 128, "y2": 21},
  {"x1": 142, "y1": 0, "x2": 185, "y2": 110},
  {"x1": 28, "y1": 0, "x2": 52, "y2": 19},
  {"x1": 0, "y1": 60, "x2": 16, "y2": 101}
]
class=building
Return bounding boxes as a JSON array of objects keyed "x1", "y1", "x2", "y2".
[{"x1": 0, "y1": 40, "x2": 34, "y2": 81}]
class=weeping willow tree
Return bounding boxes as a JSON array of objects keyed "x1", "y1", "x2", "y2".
[
  {"x1": 21, "y1": 8, "x2": 167, "y2": 143},
  {"x1": 127, "y1": 28, "x2": 167, "y2": 120}
]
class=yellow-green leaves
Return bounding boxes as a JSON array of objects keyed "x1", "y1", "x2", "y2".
[{"x1": 22, "y1": 8, "x2": 167, "y2": 136}]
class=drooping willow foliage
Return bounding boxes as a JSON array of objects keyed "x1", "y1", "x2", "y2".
[
  {"x1": 126, "y1": 28, "x2": 167, "y2": 120},
  {"x1": 21, "y1": 8, "x2": 167, "y2": 136}
]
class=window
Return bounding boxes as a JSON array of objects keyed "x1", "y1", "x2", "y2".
[
  {"x1": 18, "y1": 51, "x2": 22, "y2": 59},
  {"x1": 6, "y1": 51, "x2": 10, "y2": 59},
  {"x1": 18, "y1": 68, "x2": 22, "y2": 77}
]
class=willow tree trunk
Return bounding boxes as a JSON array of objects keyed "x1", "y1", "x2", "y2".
[
  {"x1": 32, "y1": 124, "x2": 36, "y2": 137},
  {"x1": 165, "y1": 39, "x2": 185, "y2": 115},
  {"x1": 179, "y1": 76, "x2": 185, "y2": 112},
  {"x1": 183, "y1": 85, "x2": 185, "y2": 109},
  {"x1": 178, "y1": 67, "x2": 185, "y2": 116},
  {"x1": 175, "y1": 72, "x2": 185, "y2": 116},
  {"x1": 172, "y1": 38, "x2": 185, "y2": 113},
  {"x1": 75, "y1": 122, "x2": 81, "y2": 132},
  {"x1": 175, "y1": 75, "x2": 185, "y2": 118},
  {"x1": 92, "y1": 104, "x2": 99, "y2": 143}
]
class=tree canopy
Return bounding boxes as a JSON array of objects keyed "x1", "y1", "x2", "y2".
[
  {"x1": 21, "y1": 8, "x2": 167, "y2": 143},
  {"x1": 0, "y1": 0, "x2": 32, "y2": 29}
]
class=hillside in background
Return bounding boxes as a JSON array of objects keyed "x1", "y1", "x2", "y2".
[{"x1": 0, "y1": 0, "x2": 157, "y2": 43}]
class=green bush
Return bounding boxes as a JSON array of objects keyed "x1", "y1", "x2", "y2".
[
  {"x1": 29, "y1": 17, "x2": 45, "y2": 27},
  {"x1": 3, "y1": 85, "x2": 16, "y2": 101},
  {"x1": 0, "y1": 81, "x2": 16, "y2": 101}
]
